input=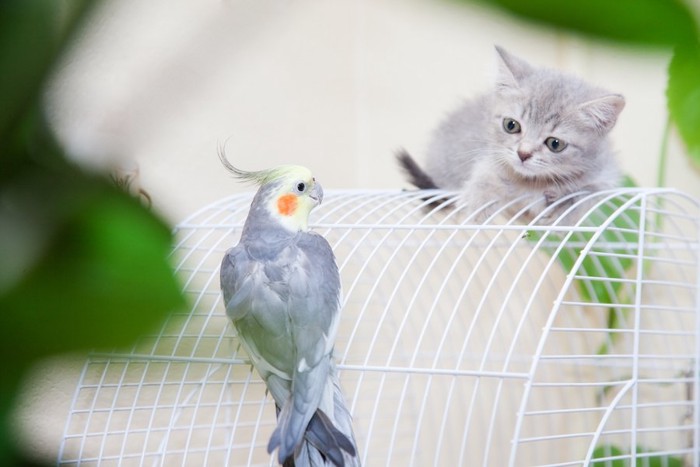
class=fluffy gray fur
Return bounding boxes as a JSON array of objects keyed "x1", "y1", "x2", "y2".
[{"x1": 397, "y1": 46, "x2": 625, "y2": 222}]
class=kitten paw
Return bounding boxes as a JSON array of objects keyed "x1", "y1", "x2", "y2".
[{"x1": 461, "y1": 195, "x2": 498, "y2": 224}]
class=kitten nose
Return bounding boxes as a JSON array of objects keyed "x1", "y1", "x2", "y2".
[{"x1": 517, "y1": 149, "x2": 533, "y2": 162}]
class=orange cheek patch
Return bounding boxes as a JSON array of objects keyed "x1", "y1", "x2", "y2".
[{"x1": 277, "y1": 194, "x2": 298, "y2": 216}]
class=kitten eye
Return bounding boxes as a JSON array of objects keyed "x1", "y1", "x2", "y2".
[
  {"x1": 544, "y1": 137, "x2": 567, "y2": 153},
  {"x1": 295, "y1": 181, "x2": 306, "y2": 193},
  {"x1": 503, "y1": 118, "x2": 521, "y2": 134}
]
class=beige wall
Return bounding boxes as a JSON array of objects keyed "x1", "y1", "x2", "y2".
[{"x1": 16, "y1": 0, "x2": 700, "y2": 463}]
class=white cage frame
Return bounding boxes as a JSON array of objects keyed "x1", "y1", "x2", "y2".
[{"x1": 59, "y1": 188, "x2": 700, "y2": 466}]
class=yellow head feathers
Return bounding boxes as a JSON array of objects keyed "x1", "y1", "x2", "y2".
[{"x1": 219, "y1": 148, "x2": 322, "y2": 231}]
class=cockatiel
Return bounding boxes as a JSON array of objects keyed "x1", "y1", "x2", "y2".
[{"x1": 218, "y1": 155, "x2": 359, "y2": 467}]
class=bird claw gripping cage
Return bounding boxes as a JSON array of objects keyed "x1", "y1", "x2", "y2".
[{"x1": 59, "y1": 188, "x2": 700, "y2": 466}]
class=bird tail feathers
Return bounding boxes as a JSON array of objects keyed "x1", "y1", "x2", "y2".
[{"x1": 269, "y1": 370, "x2": 360, "y2": 467}]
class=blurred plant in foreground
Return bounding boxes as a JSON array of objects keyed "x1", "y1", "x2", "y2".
[{"x1": 0, "y1": 1, "x2": 185, "y2": 464}]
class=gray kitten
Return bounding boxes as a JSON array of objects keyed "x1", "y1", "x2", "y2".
[{"x1": 398, "y1": 46, "x2": 625, "y2": 223}]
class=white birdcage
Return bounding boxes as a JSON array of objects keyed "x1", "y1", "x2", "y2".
[{"x1": 59, "y1": 188, "x2": 700, "y2": 466}]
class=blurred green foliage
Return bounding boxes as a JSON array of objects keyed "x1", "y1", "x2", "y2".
[
  {"x1": 0, "y1": 1, "x2": 185, "y2": 464},
  {"x1": 668, "y1": 42, "x2": 700, "y2": 164},
  {"x1": 591, "y1": 444, "x2": 684, "y2": 466},
  {"x1": 460, "y1": 0, "x2": 700, "y2": 169},
  {"x1": 465, "y1": 0, "x2": 697, "y2": 47}
]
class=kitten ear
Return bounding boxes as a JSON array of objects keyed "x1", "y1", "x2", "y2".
[
  {"x1": 494, "y1": 46, "x2": 534, "y2": 91},
  {"x1": 577, "y1": 94, "x2": 625, "y2": 134}
]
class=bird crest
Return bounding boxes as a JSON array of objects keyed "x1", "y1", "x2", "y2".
[{"x1": 219, "y1": 146, "x2": 321, "y2": 229}]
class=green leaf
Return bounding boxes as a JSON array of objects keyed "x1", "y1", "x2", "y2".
[
  {"x1": 667, "y1": 43, "x2": 700, "y2": 167},
  {"x1": 591, "y1": 444, "x2": 684, "y2": 467},
  {"x1": 0, "y1": 163, "x2": 186, "y2": 464},
  {"x1": 0, "y1": 169, "x2": 186, "y2": 364},
  {"x1": 461, "y1": 0, "x2": 698, "y2": 48},
  {"x1": 592, "y1": 444, "x2": 626, "y2": 467}
]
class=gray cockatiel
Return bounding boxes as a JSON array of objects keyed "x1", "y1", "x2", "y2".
[{"x1": 219, "y1": 157, "x2": 360, "y2": 467}]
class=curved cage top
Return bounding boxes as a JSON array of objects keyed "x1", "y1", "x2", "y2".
[{"x1": 59, "y1": 188, "x2": 700, "y2": 466}]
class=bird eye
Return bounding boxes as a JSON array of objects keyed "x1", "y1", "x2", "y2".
[
  {"x1": 503, "y1": 118, "x2": 521, "y2": 134},
  {"x1": 296, "y1": 182, "x2": 306, "y2": 192},
  {"x1": 544, "y1": 137, "x2": 567, "y2": 153}
]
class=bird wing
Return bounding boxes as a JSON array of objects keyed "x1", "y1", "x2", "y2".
[
  {"x1": 221, "y1": 243, "x2": 294, "y2": 382},
  {"x1": 267, "y1": 232, "x2": 343, "y2": 463}
]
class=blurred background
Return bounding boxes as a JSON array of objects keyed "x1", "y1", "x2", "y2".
[{"x1": 9, "y1": 0, "x2": 700, "y2": 463}]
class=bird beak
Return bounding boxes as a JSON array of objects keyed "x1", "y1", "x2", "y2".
[{"x1": 309, "y1": 182, "x2": 323, "y2": 205}]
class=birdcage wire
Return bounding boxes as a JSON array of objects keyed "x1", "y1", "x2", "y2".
[{"x1": 58, "y1": 188, "x2": 700, "y2": 466}]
